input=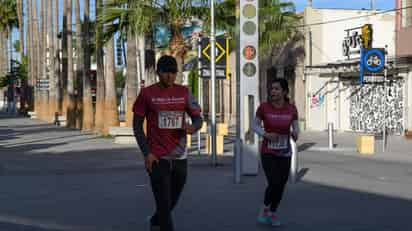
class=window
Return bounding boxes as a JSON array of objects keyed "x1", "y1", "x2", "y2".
[{"x1": 402, "y1": 0, "x2": 412, "y2": 28}]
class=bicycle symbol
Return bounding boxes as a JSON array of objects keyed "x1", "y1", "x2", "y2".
[
  {"x1": 362, "y1": 48, "x2": 385, "y2": 73},
  {"x1": 366, "y1": 55, "x2": 381, "y2": 67}
]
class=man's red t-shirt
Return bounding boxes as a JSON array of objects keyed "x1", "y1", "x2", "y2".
[
  {"x1": 133, "y1": 83, "x2": 201, "y2": 158},
  {"x1": 256, "y1": 102, "x2": 298, "y2": 156}
]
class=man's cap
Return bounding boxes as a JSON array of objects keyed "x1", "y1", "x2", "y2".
[{"x1": 157, "y1": 55, "x2": 178, "y2": 73}]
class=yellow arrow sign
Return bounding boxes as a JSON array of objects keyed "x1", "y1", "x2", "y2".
[{"x1": 202, "y1": 41, "x2": 226, "y2": 63}]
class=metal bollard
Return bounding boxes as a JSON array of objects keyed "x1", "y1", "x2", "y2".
[
  {"x1": 289, "y1": 137, "x2": 298, "y2": 183},
  {"x1": 328, "y1": 122, "x2": 334, "y2": 149}
]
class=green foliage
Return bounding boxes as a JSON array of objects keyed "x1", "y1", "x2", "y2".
[
  {"x1": 188, "y1": 68, "x2": 199, "y2": 99},
  {"x1": 258, "y1": 0, "x2": 301, "y2": 57},
  {"x1": 115, "y1": 70, "x2": 125, "y2": 89},
  {"x1": 0, "y1": 75, "x2": 8, "y2": 88},
  {"x1": 0, "y1": 0, "x2": 18, "y2": 33},
  {"x1": 0, "y1": 56, "x2": 28, "y2": 88},
  {"x1": 13, "y1": 39, "x2": 20, "y2": 52},
  {"x1": 17, "y1": 55, "x2": 28, "y2": 82}
]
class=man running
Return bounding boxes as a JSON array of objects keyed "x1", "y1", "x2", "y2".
[{"x1": 133, "y1": 55, "x2": 202, "y2": 231}]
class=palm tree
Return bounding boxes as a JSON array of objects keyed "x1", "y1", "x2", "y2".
[
  {"x1": 54, "y1": 0, "x2": 61, "y2": 115},
  {"x1": 62, "y1": 0, "x2": 68, "y2": 117},
  {"x1": 27, "y1": 0, "x2": 35, "y2": 111},
  {"x1": 98, "y1": 0, "x2": 153, "y2": 127},
  {"x1": 32, "y1": 0, "x2": 41, "y2": 117},
  {"x1": 40, "y1": 0, "x2": 49, "y2": 121},
  {"x1": 258, "y1": 0, "x2": 300, "y2": 57},
  {"x1": 16, "y1": 0, "x2": 24, "y2": 56},
  {"x1": 66, "y1": 0, "x2": 75, "y2": 127},
  {"x1": 102, "y1": 36, "x2": 119, "y2": 135},
  {"x1": 82, "y1": 0, "x2": 94, "y2": 131},
  {"x1": 48, "y1": 0, "x2": 58, "y2": 122},
  {"x1": 94, "y1": 0, "x2": 106, "y2": 133},
  {"x1": 16, "y1": 0, "x2": 28, "y2": 112},
  {"x1": 74, "y1": 0, "x2": 83, "y2": 128},
  {"x1": 0, "y1": 0, "x2": 18, "y2": 74}
]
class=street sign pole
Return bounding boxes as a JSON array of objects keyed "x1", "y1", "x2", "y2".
[
  {"x1": 234, "y1": 0, "x2": 241, "y2": 184},
  {"x1": 198, "y1": 35, "x2": 202, "y2": 155},
  {"x1": 383, "y1": 45, "x2": 388, "y2": 152},
  {"x1": 210, "y1": 0, "x2": 218, "y2": 166}
]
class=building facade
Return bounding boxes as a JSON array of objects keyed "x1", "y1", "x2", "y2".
[
  {"x1": 302, "y1": 6, "x2": 410, "y2": 135},
  {"x1": 396, "y1": 0, "x2": 412, "y2": 134}
]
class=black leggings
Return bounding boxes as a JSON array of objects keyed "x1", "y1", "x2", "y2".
[
  {"x1": 261, "y1": 154, "x2": 291, "y2": 213},
  {"x1": 149, "y1": 159, "x2": 187, "y2": 231}
]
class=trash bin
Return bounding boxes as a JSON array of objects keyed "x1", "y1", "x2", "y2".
[{"x1": 356, "y1": 135, "x2": 374, "y2": 155}]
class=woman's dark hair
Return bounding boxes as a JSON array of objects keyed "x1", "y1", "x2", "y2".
[{"x1": 270, "y1": 78, "x2": 290, "y2": 102}]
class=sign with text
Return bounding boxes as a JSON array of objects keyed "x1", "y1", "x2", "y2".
[
  {"x1": 360, "y1": 48, "x2": 385, "y2": 84},
  {"x1": 343, "y1": 24, "x2": 373, "y2": 60},
  {"x1": 200, "y1": 35, "x2": 230, "y2": 79}
]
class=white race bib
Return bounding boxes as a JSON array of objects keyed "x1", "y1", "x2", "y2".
[
  {"x1": 268, "y1": 135, "x2": 289, "y2": 150},
  {"x1": 158, "y1": 111, "x2": 184, "y2": 129}
]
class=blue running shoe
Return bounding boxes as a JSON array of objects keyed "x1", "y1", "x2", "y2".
[{"x1": 257, "y1": 206, "x2": 271, "y2": 224}]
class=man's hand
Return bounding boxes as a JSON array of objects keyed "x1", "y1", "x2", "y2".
[
  {"x1": 291, "y1": 132, "x2": 299, "y2": 141},
  {"x1": 185, "y1": 124, "x2": 197, "y2": 135},
  {"x1": 264, "y1": 132, "x2": 279, "y2": 141},
  {"x1": 144, "y1": 153, "x2": 159, "y2": 173}
]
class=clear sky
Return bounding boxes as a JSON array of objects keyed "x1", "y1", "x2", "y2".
[{"x1": 292, "y1": 0, "x2": 396, "y2": 12}]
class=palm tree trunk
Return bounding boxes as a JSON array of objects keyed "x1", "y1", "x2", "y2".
[
  {"x1": 103, "y1": 36, "x2": 119, "y2": 135},
  {"x1": 17, "y1": 0, "x2": 24, "y2": 55},
  {"x1": 74, "y1": 0, "x2": 83, "y2": 129},
  {"x1": 43, "y1": 0, "x2": 51, "y2": 121},
  {"x1": 32, "y1": 0, "x2": 41, "y2": 117},
  {"x1": 62, "y1": 0, "x2": 69, "y2": 117},
  {"x1": 66, "y1": 0, "x2": 76, "y2": 127},
  {"x1": 94, "y1": 0, "x2": 105, "y2": 133},
  {"x1": 5, "y1": 28, "x2": 10, "y2": 74},
  {"x1": 82, "y1": 0, "x2": 93, "y2": 131},
  {"x1": 27, "y1": 0, "x2": 34, "y2": 111},
  {"x1": 54, "y1": 0, "x2": 61, "y2": 115},
  {"x1": 37, "y1": 0, "x2": 48, "y2": 121},
  {"x1": 48, "y1": 0, "x2": 57, "y2": 122},
  {"x1": 0, "y1": 31, "x2": 5, "y2": 77},
  {"x1": 169, "y1": 30, "x2": 185, "y2": 84},
  {"x1": 16, "y1": 0, "x2": 27, "y2": 113},
  {"x1": 125, "y1": 33, "x2": 138, "y2": 127}
]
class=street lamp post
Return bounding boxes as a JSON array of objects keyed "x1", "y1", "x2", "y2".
[{"x1": 210, "y1": 0, "x2": 218, "y2": 166}]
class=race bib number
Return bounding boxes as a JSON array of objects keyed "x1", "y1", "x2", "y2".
[
  {"x1": 268, "y1": 135, "x2": 289, "y2": 150},
  {"x1": 158, "y1": 111, "x2": 184, "y2": 129}
]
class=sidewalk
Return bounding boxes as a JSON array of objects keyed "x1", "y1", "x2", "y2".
[
  {"x1": 1, "y1": 113, "x2": 412, "y2": 230},
  {"x1": 299, "y1": 130, "x2": 412, "y2": 163}
]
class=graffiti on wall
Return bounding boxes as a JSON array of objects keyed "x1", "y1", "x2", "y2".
[
  {"x1": 310, "y1": 94, "x2": 325, "y2": 108},
  {"x1": 349, "y1": 79, "x2": 404, "y2": 135}
]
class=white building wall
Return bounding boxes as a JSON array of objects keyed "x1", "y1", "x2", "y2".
[
  {"x1": 319, "y1": 10, "x2": 395, "y2": 64},
  {"x1": 407, "y1": 70, "x2": 412, "y2": 129},
  {"x1": 305, "y1": 7, "x2": 396, "y2": 131},
  {"x1": 339, "y1": 81, "x2": 352, "y2": 131}
]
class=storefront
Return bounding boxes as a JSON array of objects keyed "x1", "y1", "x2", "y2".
[{"x1": 305, "y1": 60, "x2": 408, "y2": 135}]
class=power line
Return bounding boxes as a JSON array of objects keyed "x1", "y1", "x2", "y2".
[{"x1": 297, "y1": 5, "x2": 412, "y2": 28}]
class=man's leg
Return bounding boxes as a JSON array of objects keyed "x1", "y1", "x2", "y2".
[
  {"x1": 149, "y1": 159, "x2": 174, "y2": 231},
  {"x1": 170, "y1": 159, "x2": 187, "y2": 210}
]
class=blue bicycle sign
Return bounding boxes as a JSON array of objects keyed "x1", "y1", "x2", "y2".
[
  {"x1": 363, "y1": 48, "x2": 385, "y2": 72},
  {"x1": 360, "y1": 48, "x2": 385, "y2": 84}
]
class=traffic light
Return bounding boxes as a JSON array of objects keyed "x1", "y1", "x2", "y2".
[{"x1": 361, "y1": 24, "x2": 373, "y2": 49}]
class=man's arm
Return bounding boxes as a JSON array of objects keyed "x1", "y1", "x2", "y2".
[
  {"x1": 186, "y1": 91, "x2": 203, "y2": 134},
  {"x1": 133, "y1": 114, "x2": 150, "y2": 157}
]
